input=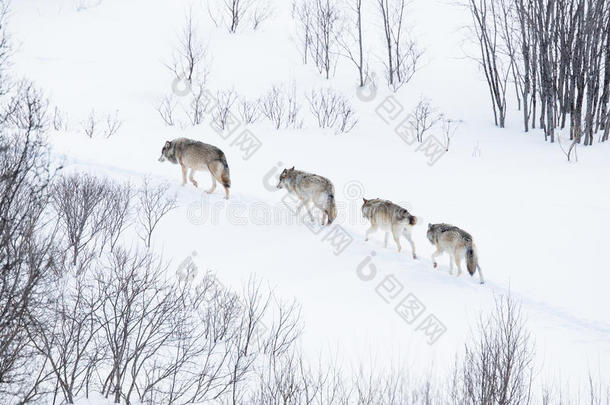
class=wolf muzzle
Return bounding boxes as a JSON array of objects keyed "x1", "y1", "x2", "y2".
[{"x1": 158, "y1": 155, "x2": 166, "y2": 162}]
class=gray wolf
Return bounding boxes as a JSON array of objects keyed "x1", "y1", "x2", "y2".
[
  {"x1": 361, "y1": 198, "x2": 419, "y2": 259},
  {"x1": 277, "y1": 167, "x2": 337, "y2": 225},
  {"x1": 159, "y1": 138, "x2": 231, "y2": 199},
  {"x1": 426, "y1": 223, "x2": 485, "y2": 284}
]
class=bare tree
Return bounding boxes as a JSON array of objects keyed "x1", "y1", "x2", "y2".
[
  {"x1": 238, "y1": 97, "x2": 262, "y2": 124},
  {"x1": 440, "y1": 116, "x2": 461, "y2": 151},
  {"x1": 52, "y1": 174, "x2": 115, "y2": 266},
  {"x1": 408, "y1": 98, "x2": 441, "y2": 142},
  {"x1": 311, "y1": 0, "x2": 341, "y2": 79},
  {"x1": 0, "y1": 83, "x2": 56, "y2": 404},
  {"x1": 291, "y1": 0, "x2": 314, "y2": 64},
  {"x1": 157, "y1": 95, "x2": 177, "y2": 126},
  {"x1": 338, "y1": 0, "x2": 367, "y2": 87},
  {"x1": 260, "y1": 84, "x2": 301, "y2": 130},
  {"x1": 209, "y1": 0, "x2": 273, "y2": 33},
  {"x1": 82, "y1": 109, "x2": 97, "y2": 138},
  {"x1": 187, "y1": 82, "x2": 209, "y2": 126},
  {"x1": 213, "y1": 89, "x2": 238, "y2": 130},
  {"x1": 306, "y1": 88, "x2": 358, "y2": 133},
  {"x1": 461, "y1": 295, "x2": 534, "y2": 405},
  {"x1": 378, "y1": 0, "x2": 422, "y2": 91},
  {"x1": 166, "y1": 10, "x2": 209, "y2": 85},
  {"x1": 103, "y1": 110, "x2": 122, "y2": 138},
  {"x1": 136, "y1": 178, "x2": 177, "y2": 249},
  {"x1": 26, "y1": 270, "x2": 103, "y2": 404}
]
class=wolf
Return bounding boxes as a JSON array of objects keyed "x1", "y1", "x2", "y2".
[
  {"x1": 361, "y1": 198, "x2": 419, "y2": 259},
  {"x1": 426, "y1": 223, "x2": 485, "y2": 284},
  {"x1": 277, "y1": 167, "x2": 337, "y2": 225},
  {"x1": 159, "y1": 138, "x2": 231, "y2": 199}
]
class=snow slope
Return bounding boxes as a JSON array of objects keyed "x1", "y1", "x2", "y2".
[{"x1": 10, "y1": 0, "x2": 610, "y2": 396}]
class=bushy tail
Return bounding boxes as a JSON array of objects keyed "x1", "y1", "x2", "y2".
[
  {"x1": 219, "y1": 154, "x2": 231, "y2": 188},
  {"x1": 466, "y1": 245, "x2": 477, "y2": 276},
  {"x1": 408, "y1": 215, "x2": 418, "y2": 226},
  {"x1": 326, "y1": 194, "x2": 337, "y2": 225}
]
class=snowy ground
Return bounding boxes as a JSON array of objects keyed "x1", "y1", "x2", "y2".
[{"x1": 10, "y1": 0, "x2": 610, "y2": 397}]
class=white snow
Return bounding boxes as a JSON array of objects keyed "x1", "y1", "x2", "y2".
[{"x1": 10, "y1": 0, "x2": 610, "y2": 401}]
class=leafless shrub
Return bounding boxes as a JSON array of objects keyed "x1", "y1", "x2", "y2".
[
  {"x1": 306, "y1": 88, "x2": 358, "y2": 134},
  {"x1": 136, "y1": 178, "x2": 178, "y2": 249},
  {"x1": 252, "y1": 1, "x2": 274, "y2": 30},
  {"x1": 440, "y1": 116, "x2": 461, "y2": 151},
  {"x1": 2, "y1": 81, "x2": 49, "y2": 131},
  {"x1": 260, "y1": 84, "x2": 302, "y2": 130},
  {"x1": 51, "y1": 174, "x2": 115, "y2": 266},
  {"x1": 460, "y1": 295, "x2": 534, "y2": 405},
  {"x1": 26, "y1": 270, "x2": 103, "y2": 405},
  {"x1": 52, "y1": 106, "x2": 68, "y2": 131},
  {"x1": 103, "y1": 110, "x2": 122, "y2": 138},
  {"x1": 82, "y1": 109, "x2": 97, "y2": 138},
  {"x1": 408, "y1": 98, "x2": 441, "y2": 142},
  {"x1": 157, "y1": 95, "x2": 177, "y2": 126},
  {"x1": 238, "y1": 97, "x2": 262, "y2": 124},
  {"x1": 166, "y1": 10, "x2": 209, "y2": 85},
  {"x1": 209, "y1": 0, "x2": 274, "y2": 33},
  {"x1": 212, "y1": 89, "x2": 238, "y2": 131},
  {"x1": 75, "y1": 0, "x2": 102, "y2": 12},
  {"x1": 98, "y1": 181, "x2": 132, "y2": 254},
  {"x1": 187, "y1": 82, "x2": 209, "y2": 126}
]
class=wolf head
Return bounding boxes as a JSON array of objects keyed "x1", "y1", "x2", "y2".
[
  {"x1": 426, "y1": 223, "x2": 436, "y2": 244},
  {"x1": 361, "y1": 198, "x2": 371, "y2": 218},
  {"x1": 276, "y1": 166, "x2": 295, "y2": 189},
  {"x1": 158, "y1": 140, "x2": 177, "y2": 164}
]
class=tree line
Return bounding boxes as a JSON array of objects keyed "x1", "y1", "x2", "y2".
[{"x1": 468, "y1": 0, "x2": 610, "y2": 156}]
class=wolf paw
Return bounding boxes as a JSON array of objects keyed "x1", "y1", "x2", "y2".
[
  {"x1": 433, "y1": 262, "x2": 438, "y2": 268},
  {"x1": 412, "y1": 254, "x2": 417, "y2": 260}
]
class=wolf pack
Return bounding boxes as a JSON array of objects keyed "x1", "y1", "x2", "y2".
[{"x1": 159, "y1": 137, "x2": 485, "y2": 284}]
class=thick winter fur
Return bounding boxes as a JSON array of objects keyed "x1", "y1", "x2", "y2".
[
  {"x1": 426, "y1": 223, "x2": 485, "y2": 284},
  {"x1": 361, "y1": 198, "x2": 419, "y2": 259},
  {"x1": 159, "y1": 138, "x2": 231, "y2": 199},
  {"x1": 277, "y1": 167, "x2": 337, "y2": 225}
]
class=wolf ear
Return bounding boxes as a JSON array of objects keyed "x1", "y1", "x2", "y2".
[
  {"x1": 164, "y1": 141, "x2": 171, "y2": 147},
  {"x1": 362, "y1": 198, "x2": 368, "y2": 203},
  {"x1": 289, "y1": 166, "x2": 295, "y2": 171},
  {"x1": 428, "y1": 223, "x2": 432, "y2": 229}
]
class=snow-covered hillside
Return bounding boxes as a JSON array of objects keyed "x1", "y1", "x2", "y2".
[{"x1": 7, "y1": 0, "x2": 610, "y2": 402}]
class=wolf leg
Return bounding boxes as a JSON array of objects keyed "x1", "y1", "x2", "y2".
[
  {"x1": 449, "y1": 255, "x2": 454, "y2": 275},
  {"x1": 384, "y1": 232, "x2": 389, "y2": 248},
  {"x1": 206, "y1": 174, "x2": 217, "y2": 194},
  {"x1": 181, "y1": 164, "x2": 187, "y2": 186},
  {"x1": 455, "y1": 255, "x2": 463, "y2": 276},
  {"x1": 403, "y1": 229, "x2": 417, "y2": 259},
  {"x1": 477, "y1": 265, "x2": 485, "y2": 284},
  {"x1": 365, "y1": 225, "x2": 378, "y2": 242},
  {"x1": 297, "y1": 195, "x2": 315, "y2": 221},
  {"x1": 189, "y1": 169, "x2": 198, "y2": 187},
  {"x1": 391, "y1": 225, "x2": 402, "y2": 252},
  {"x1": 431, "y1": 249, "x2": 442, "y2": 268}
]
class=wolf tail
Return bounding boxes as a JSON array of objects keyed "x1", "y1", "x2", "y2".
[
  {"x1": 465, "y1": 244, "x2": 477, "y2": 276},
  {"x1": 219, "y1": 153, "x2": 231, "y2": 188},
  {"x1": 326, "y1": 194, "x2": 337, "y2": 225}
]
